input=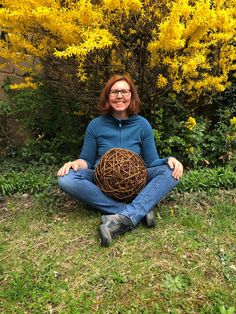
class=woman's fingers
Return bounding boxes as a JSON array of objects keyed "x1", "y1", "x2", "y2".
[
  {"x1": 71, "y1": 161, "x2": 79, "y2": 171},
  {"x1": 167, "y1": 157, "x2": 184, "y2": 180},
  {"x1": 172, "y1": 162, "x2": 183, "y2": 179},
  {"x1": 57, "y1": 160, "x2": 85, "y2": 176},
  {"x1": 57, "y1": 162, "x2": 72, "y2": 176}
]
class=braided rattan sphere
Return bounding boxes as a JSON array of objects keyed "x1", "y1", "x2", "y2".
[{"x1": 95, "y1": 148, "x2": 147, "y2": 202}]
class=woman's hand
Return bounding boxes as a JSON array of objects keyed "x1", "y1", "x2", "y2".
[
  {"x1": 167, "y1": 157, "x2": 183, "y2": 180},
  {"x1": 57, "y1": 159, "x2": 88, "y2": 176}
]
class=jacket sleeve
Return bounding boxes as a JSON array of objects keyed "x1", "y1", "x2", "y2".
[
  {"x1": 141, "y1": 120, "x2": 168, "y2": 167},
  {"x1": 79, "y1": 120, "x2": 98, "y2": 169}
]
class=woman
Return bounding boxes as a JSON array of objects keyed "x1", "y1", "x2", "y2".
[{"x1": 57, "y1": 74, "x2": 183, "y2": 247}]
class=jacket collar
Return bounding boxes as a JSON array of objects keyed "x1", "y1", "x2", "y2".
[{"x1": 107, "y1": 114, "x2": 137, "y2": 125}]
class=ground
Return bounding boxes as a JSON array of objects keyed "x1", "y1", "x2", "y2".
[{"x1": 0, "y1": 188, "x2": 235, "y2": 313}]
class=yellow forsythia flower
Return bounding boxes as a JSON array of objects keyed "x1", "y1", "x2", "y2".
[
  {"x1": 124, "y1": 0, "x2": 142, "y2": 12},
  {"x1": 73, "y1": 111, "x2": 84, "y2": 117},
  {"x1": 230, "y1": 117, "x2": 236, "y2": 126},
  {"x1": 104, "y1": 0, "x2": 121, "y2": 10},
  {"x1": 10, "y1": 77, "x2": 39, "y2": 90},
  {"x1": 185, "y1": 117, "x2": 197, "y2": 131},
  {"x1": 227, "y1": 133, "x2": 236, "y2": 141},
  {"x1": 156, "y1": 74, "x2": 168, "y2": 88},
  {"x1": 186, "y1": 146, "x2": 194, "y2": 153}
]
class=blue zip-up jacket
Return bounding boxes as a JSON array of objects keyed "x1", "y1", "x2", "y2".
[{"x1": 79, "y1": 114, "x2": 168, "y2": 169}]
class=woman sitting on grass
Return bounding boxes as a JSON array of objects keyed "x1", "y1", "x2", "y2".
[{"x1": 57, "y1": 74, "x2": 183, "y2": 247}]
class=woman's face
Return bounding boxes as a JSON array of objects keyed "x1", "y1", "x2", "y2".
[{"x1": 109, "y1": 80, "x2": 131, "y2": 118}]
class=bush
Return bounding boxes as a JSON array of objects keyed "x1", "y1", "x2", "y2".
[
  {"x1": 153, "y1": 106, "x2": 236, "y2": 168},
  {"x1": 0, "y1": 165, "x2": 57, "y2": 197},
  {"x1": 1, "y1": 0, "x2": 235, "y2": 100},
  {"x1": 177, "y1": 166, "x2": 236, "y2": 193},
  {"x1": 1, "y1": 1, "x2": 235, "y2": 169},
  {"x1": 0, "y1": 84, "x2": 87, "y2": 164}
]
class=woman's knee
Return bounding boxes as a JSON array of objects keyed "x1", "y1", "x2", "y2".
[
  {"x1": 58, "y1": 175, "x2": 72, "y2": 191},
  {"x1": 157, "y1": 164, "x2": 180, "y2": 184},
  {"x1": 163, "y1": 165, "x2": 181, "y2": 187},
  {"x1": 58, "y1": 168, "x2": 94, "y2": 191},
  {"x1": 163, "y1": 164, "x2": 174, "y2": 176}
]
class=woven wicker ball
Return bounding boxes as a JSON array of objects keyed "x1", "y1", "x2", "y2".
[{"x1": 94, "y1": 148, "x2": 147, "y2": 202}]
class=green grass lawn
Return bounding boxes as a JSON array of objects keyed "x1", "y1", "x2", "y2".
[{"x1": 0, "y1": 188, "x2": 235, "y2": 314}]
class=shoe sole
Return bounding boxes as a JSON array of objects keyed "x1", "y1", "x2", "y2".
[
  {"x1": 99, "y1": 224, "x2": 112, "y2": 247},
  {"x1": 146, "y1": 211, "x2": 156, "y2": 228}
]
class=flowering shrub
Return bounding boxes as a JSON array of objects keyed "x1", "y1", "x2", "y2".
[
  {"x1": 230, "y1": 117, "x2": 236, "y2": 126},
  {"x1": 0, "y1": 0, "x2": 235, "y2": 167},
  {"x1": 0, "y1": 0, "x2": 235, "y2": 102},
  {"x1": 153, "y1": 109, "x2": 236, "y2": 168},
  {"x1": 184, "y1": 117, "x2": 197, "y2": 131}
]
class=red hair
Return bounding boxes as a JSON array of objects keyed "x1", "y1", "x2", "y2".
[{"x1": 97, "y1": 74, "x2": 141, "y2": 115}]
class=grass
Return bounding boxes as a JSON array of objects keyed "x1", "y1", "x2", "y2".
[
  {"x1": 0, "y1": 188, "x2": 236, "y2": 313},
  {"x1": 1, "y1": 163, "x2": 235, "y2": 197}
]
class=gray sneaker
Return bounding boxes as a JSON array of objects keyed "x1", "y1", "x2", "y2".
[
  {"x1": 99, "y1": 214, "x2": 133, "y2": 247},
  {"x1": 144, "y1": 210, "x2": 156, "y2": 228}
]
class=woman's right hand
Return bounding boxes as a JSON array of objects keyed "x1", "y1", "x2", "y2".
[{"x1": 57, "y1": 159, "x2": 88, "y2": 176}]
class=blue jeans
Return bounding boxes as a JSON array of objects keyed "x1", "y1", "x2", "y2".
[{"x1": 58, "y1": 165, "x2": 179, "y2": 226}]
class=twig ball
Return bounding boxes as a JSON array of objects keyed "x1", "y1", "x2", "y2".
[{"x1": 95, "y1": 148, "x2": 147, "y2": 202}]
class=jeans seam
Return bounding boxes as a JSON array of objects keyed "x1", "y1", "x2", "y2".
[
  {"x1": 135, "y1": 172, "x2": 165, "y2": 221},
  {"x1": 132, "y1": 169, "x2": 176, "y2": 224}
]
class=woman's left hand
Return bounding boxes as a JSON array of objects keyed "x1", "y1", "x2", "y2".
[{"x1": 167, "y1": 157, "x2": 184, "y2": 180}]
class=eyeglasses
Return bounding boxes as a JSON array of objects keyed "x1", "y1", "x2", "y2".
[{"x1": 110, "y1": 89, "x2": 131, "y2": 97}]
